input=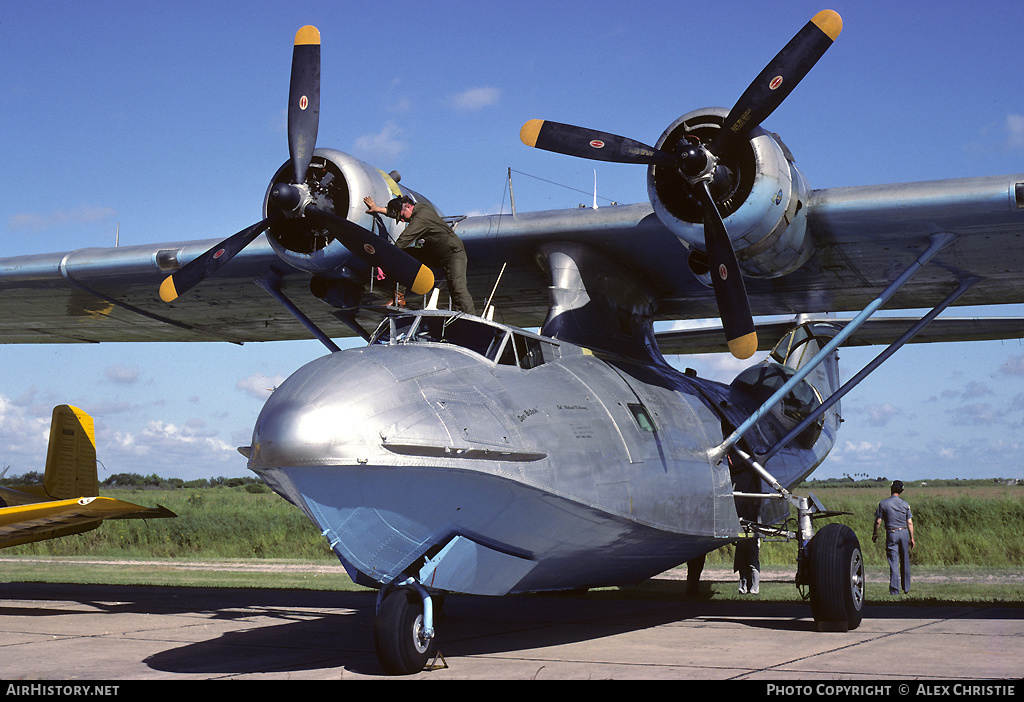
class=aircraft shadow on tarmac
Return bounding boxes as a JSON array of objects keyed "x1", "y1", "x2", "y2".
[
  {"x1": 5, "y1": 581, "x2": 1018, "y2": 676},
  {"x1": 141, "y1": 590, "x2": 749, "y2": 676},
  {"x1": 0, "y1": 581, "x2": 820, "y2": 676}
]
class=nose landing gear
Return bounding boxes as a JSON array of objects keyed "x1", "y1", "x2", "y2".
[{"x1": 374, "y1": 579, "x2": 442, "y2": 675}]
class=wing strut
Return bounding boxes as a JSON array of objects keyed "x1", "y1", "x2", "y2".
[
  {"x1": 759, "y1": 273, "x2": 980, "y2": 463},
  {"x1": 255, "y1": 277, "x2": 343, "y2": 353},
  {"x1": 708, "y1": 231, "x2": 958, "y2": 465}
]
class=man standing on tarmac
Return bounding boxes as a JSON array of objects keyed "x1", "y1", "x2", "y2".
[
  {"x1": 364, "y1": 195, "x2": 476, "y2": 315},
  {"x1": 872, "y1": 480, "x2": 915, "y2": 595}
]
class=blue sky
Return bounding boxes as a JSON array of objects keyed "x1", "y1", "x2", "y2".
[{"x1": 1, "y1": 0, "x2": 1023, "y2": 482}]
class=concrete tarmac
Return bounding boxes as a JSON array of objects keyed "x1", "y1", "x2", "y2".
[{"x1": 0, "y1": 581, "x2": 1021, "y2": 681}]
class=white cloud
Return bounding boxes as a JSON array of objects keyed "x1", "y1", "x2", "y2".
[
  {"x1": 113, "y1": 420, "x2": 233, "y2": 457},
  {"x1": 8, "y1": 205, "x2": 116, "y2": 232},
  {"x1": 104, "y1": 364, "x2": 140, "y2": 384},
  {"x1": 865, "y1": 403, "x2": 900, "y2": 427},
  {"x1": 951, "y1": 402, "x2": 998, "y2": 425},
  {"x1": 1006, "y1": 114, "x2": 1024, "y2": 149},
  {"x1": 451, "y1": 86, "x2": 501, "y2": 111},
  {"x1": 960, "y1": 380, "x2": 993, "y2": 398},
  {"x1": 0, "y1": 394, "x2": 53, "y2": 472},
  {"x1": 353, "y1": 122, "x2": 407, "y2": 161},
  {"x1": 705, "y1": 353, "x2": 769, "y2": 381},
  {"x1": 843, "y1": 440, "x2": 881, "y2": 454},
  {"x1": 236, "y1": 373, "x2": 286, "y2": 400},
  {"x1": 1000, "y1": 354, "x2": 1024, "y2": 376}
]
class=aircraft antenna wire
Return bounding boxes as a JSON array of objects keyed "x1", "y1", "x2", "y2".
[{"x1": 508, "y1": 169, "x2": 620, "y2": 205}]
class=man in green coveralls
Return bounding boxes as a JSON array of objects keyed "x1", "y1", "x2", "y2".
[{"x1": 364, "y1": 195, "x2": 476, "y2": 315}]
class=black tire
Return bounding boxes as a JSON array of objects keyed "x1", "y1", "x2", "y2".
[
  {"x1": 808, "y1": 522, "x2": 864, "y2": 630},
  {"x1": 374, "y1": 587, "x2": 436, "y2": 675}
]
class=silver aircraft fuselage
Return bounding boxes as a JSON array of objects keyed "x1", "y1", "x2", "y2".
[{"x1": 247, "y1": 309, "x2": 833, "y2": 596}]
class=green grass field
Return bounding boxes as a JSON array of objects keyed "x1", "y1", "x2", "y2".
[
  {"x1": 1, "y1": 479, "x2": 1021, "y2": 605},
  {"x1": 744, "y1": 481, "x2": 1024, "y2": 569},
  {"x1": 3, "y1": 486, "x2": 335, "y2": 561}
]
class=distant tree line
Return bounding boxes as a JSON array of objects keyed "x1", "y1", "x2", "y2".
[
  {"x1": 0, "y1": 470, "x2": 268, "y2": 492},
  {"x1": 800, "y1": 476, "x2": 1020, "y2": 488},
  {"x1": 2, "y1": 469, "x2": 1015, "y2": 492}
]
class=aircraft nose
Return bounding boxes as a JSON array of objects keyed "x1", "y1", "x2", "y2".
[
  {"x1": 248, "y1": 346, "x2": 466, "y2": 469},
  {"x1": 249, "y1": 349, "x2": 420, "y2": 468}
]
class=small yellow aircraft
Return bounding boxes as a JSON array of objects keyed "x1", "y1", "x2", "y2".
[{"x1": 0, "y1": 405, "x2": 175, "y2": 548}]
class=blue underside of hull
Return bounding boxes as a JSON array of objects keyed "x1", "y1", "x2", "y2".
[{"x1": 255, "y1": 463, "x2": 735, "y2": 595}]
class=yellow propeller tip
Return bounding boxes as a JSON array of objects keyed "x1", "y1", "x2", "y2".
[
  {"x1": 159, "y1": 276, "x2": 179, "y2": 303},
  {"x1": 727, "y1": 332, "x2": 758, "y2": 360},
  {"x1": 295, "y1": 25, "x2": 321, "y2": 46},
  {"x1": 410, "y1": 266, "x2": 435, "y2": 296},
  {"x1": 520, "y1": 119, "x2": 544, "y2": 148},
  {"x1": 812, "y1": 10, "x2": 842, "y2": 41}
]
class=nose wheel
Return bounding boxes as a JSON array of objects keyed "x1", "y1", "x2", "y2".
[{"x1": 374, "y1": 583, "x2": 438, "y2": 675}]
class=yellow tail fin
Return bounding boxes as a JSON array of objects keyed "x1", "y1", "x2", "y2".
[{"x1": 43, "y1": 405, "x2": 98, "y2": 500}]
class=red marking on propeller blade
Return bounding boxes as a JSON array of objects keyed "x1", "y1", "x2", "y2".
[
  {"x1": 213, "y1": 249, "x2": 226, "y2": 259},
  {"x1": 590, "y1": 140, "x2": 605, "y2": 149},
  {"x1": 364, "y1": 244, "x2": 376, "y2": 255},
  {"x1": 719, "y1": 264, "x2": 729, "y2": 280},
  {"x1": 299, "y1": 96, "x2": 309, "y2": 110},
  {"x1": 769, "y1": 75, "x2": 784, "y2": 90}
]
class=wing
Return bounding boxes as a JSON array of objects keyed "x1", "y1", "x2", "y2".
[
  {"x1": 657, "y1": 316, "x2": 1024, "y2": 357},
  {"x1": 456, "y1": 174, "x2": 1024, "y2": 324},
  {"x1": 1, "y1": 174, "x2": 1022, "y2": 346},
  {"x1": 0, "y1": 496, "x2": 176, "y2": 549},
  {"x1": 0, "y1": 237, "x2": 328, "y2": 344}
]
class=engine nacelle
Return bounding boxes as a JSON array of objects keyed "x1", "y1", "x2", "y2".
[
  {"x1": 647, "y1": 108, "x2": 812, "y2": 280},
  {"x1": 261, "y1": 148, "x2": 430, "y2": 299}
]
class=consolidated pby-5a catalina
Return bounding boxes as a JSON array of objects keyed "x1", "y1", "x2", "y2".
[{"x1": 2, "y1": 11, "x2": 1023, "y2": 675}]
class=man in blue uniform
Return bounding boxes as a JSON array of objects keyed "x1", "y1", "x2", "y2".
[{"x1": 872, "y1": 480, "x2": 915, "y2": 595}]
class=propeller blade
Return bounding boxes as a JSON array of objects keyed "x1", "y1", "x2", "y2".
[
  {"x1": 710, "y1": 9, "x2": 841, "y2": 157},
  {"x1": 520, "y1": 119, "x2": 675, "y2": 166},
  {"x1": 160, "y1": 215, "x2": 279, "y2": 302},
  {"x1": 303, "y1": 205, "x2": 435, "y2": 296},
  {"x1": 287, "y1": 25, "x2": 321, "y2": 185},
  {"x1": 694, "y1": 181, "x2": 757, "y2": 359}
]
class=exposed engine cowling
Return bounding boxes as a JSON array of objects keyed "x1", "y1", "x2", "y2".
[
  {"x1": 261, "y1": 147, "x2": 427, "y2": 306},
  {"x1": 647, "y1": 108, "x2": 812, "y2": 281}
]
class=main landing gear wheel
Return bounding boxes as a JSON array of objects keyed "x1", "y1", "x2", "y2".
[
  {"x1": 808, "y1": 522, "x2": 864, "y2": 631},
  {"x1": 374, "y1": 587, "x2": 437, "y2": 675}
]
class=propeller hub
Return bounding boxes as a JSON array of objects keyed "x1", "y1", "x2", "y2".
[
  {"x1": 674, "y1": 142, "x2": 712, "y2": 179},
  {"x1": 269, "y1": 182, "x2": 312, "y2": 215}
]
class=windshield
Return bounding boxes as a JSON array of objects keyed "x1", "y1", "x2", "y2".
[
  {"x1": 371, "y1": 313, "x2": 504, "y2": 357},
  {"x1": 413, "y1": 315, "x2": 505, "y2": 357},
  {"x1": 370, "y1": 313, "x2": 560, "y2": 369}
]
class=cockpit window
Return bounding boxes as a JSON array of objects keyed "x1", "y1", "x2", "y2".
[
  {"x1": 514, "y1": 334, "x2": 543, "y2": 370},
  {"x1": 628, "y1": 403, "x2": 657, "y2": 433},
  {"x1": 412, "y1": 315, "x2": 502, "y2": 357},
  {"x1": 369, "y1": 313, "x2": 558, "y2": 369}
]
